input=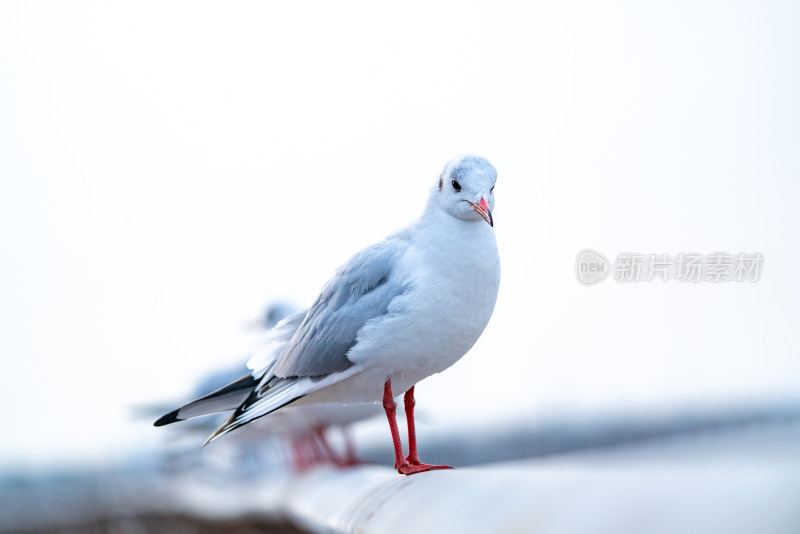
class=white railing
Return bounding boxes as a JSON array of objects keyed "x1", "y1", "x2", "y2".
[
  {"x1": 160, "y1": 418, "x2": 800, "y2": 533},
  {"x1": 278, "y1": 458, "x2": 800, "y2": 534}
]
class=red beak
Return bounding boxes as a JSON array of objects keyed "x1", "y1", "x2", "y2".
[{"x1": 469, "y1": 198, "x2": 493, "y2": 227}]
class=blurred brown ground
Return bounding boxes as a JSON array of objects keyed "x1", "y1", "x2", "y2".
[{"x1": 5, "y1": 514, "x2": 304, "y2": 534}]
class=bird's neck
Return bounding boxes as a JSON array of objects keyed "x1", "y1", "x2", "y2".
[{"x1": 416, "y1": 199, "x2": 497, "y2": 258}]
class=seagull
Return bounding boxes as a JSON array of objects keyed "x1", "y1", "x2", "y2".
[{"x1": 155, "y1": 155, "x2": 500, "y2": 475}]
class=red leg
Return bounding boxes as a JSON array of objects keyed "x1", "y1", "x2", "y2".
[
  {"x1": 305, "y1": 434, "x2": 323, "y2": 465},
  {"x1": 341, "y1": 427, "x2": 363, "y2": 466},
  {"x1": 383, "y1": 379, "x2": 408, "y2": 471},
  {"x1": 383, "y1": 379, "x2": 452, "y2": 475},
  {"x1": 313, "y1": 426, "x2": 339, "y2": 465},
  {"x1": 402, "y1": 386, "x2": 452, "y2": 472},
  {"x1": 291, "y1": 435, "x2": 314, "y2": 471},
  {"x1": 289, "y1": 436, "x2": 305, "y2": 470},
  {"x1": 404, "y1": 387, "x2": 420, "y2": 464}
]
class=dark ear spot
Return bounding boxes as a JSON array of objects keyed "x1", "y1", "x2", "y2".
[{"x1": 438, "y1": 177, "x2": 443, "y2": 191}]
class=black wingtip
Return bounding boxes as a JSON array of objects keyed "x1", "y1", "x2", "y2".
[{"x1": 154, "y1": 409, "x2": 182, "y2": 427}]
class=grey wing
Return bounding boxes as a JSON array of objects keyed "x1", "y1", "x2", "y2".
[
  {"x1": 246, "y1": 309, "x2": 308, "y2": 376},
  {"x1": 273, "y1": 236, "x2": 409, "y2": 378}
]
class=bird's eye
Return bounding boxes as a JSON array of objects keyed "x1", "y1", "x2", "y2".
[
  {"x1": 451, "y1": 180, "x2": 461, "y2": 192},
  {"x1": 490, "y1": 185, "x2": 494, "y2": 193}
]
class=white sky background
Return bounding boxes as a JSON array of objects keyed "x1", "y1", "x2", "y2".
[{"x1": 1, "y1": 1, "x2": 799, "y2": 469}]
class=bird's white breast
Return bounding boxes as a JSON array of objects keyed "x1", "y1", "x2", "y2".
[{"x1": 344, "y1": 216, "x2": 500, "y2": 396}]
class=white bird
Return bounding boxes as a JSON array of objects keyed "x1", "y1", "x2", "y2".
[{"x1": 156, "y1": 155, "x2": 500, "y2": 475}]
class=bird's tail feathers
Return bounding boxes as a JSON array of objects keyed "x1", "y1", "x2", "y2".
[
  {"x1": 203, "y1": 375, "x2": 308, "y2": 445},
  {"x1": 153, "y1": 374, "x2": 258, "y2": 427}
]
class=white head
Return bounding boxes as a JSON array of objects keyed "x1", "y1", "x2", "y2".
[{"x1": 434, "y1": 155, "x2": 497, "y2": 227}]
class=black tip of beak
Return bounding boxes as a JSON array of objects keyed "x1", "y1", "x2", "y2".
[{"x1": 470, "y1": 200, "x2": 494, "y2": 227}]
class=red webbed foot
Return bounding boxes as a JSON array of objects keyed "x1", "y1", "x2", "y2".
[{"x1": 396, "y1": 460, "x2": 453, "y2": 475}]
